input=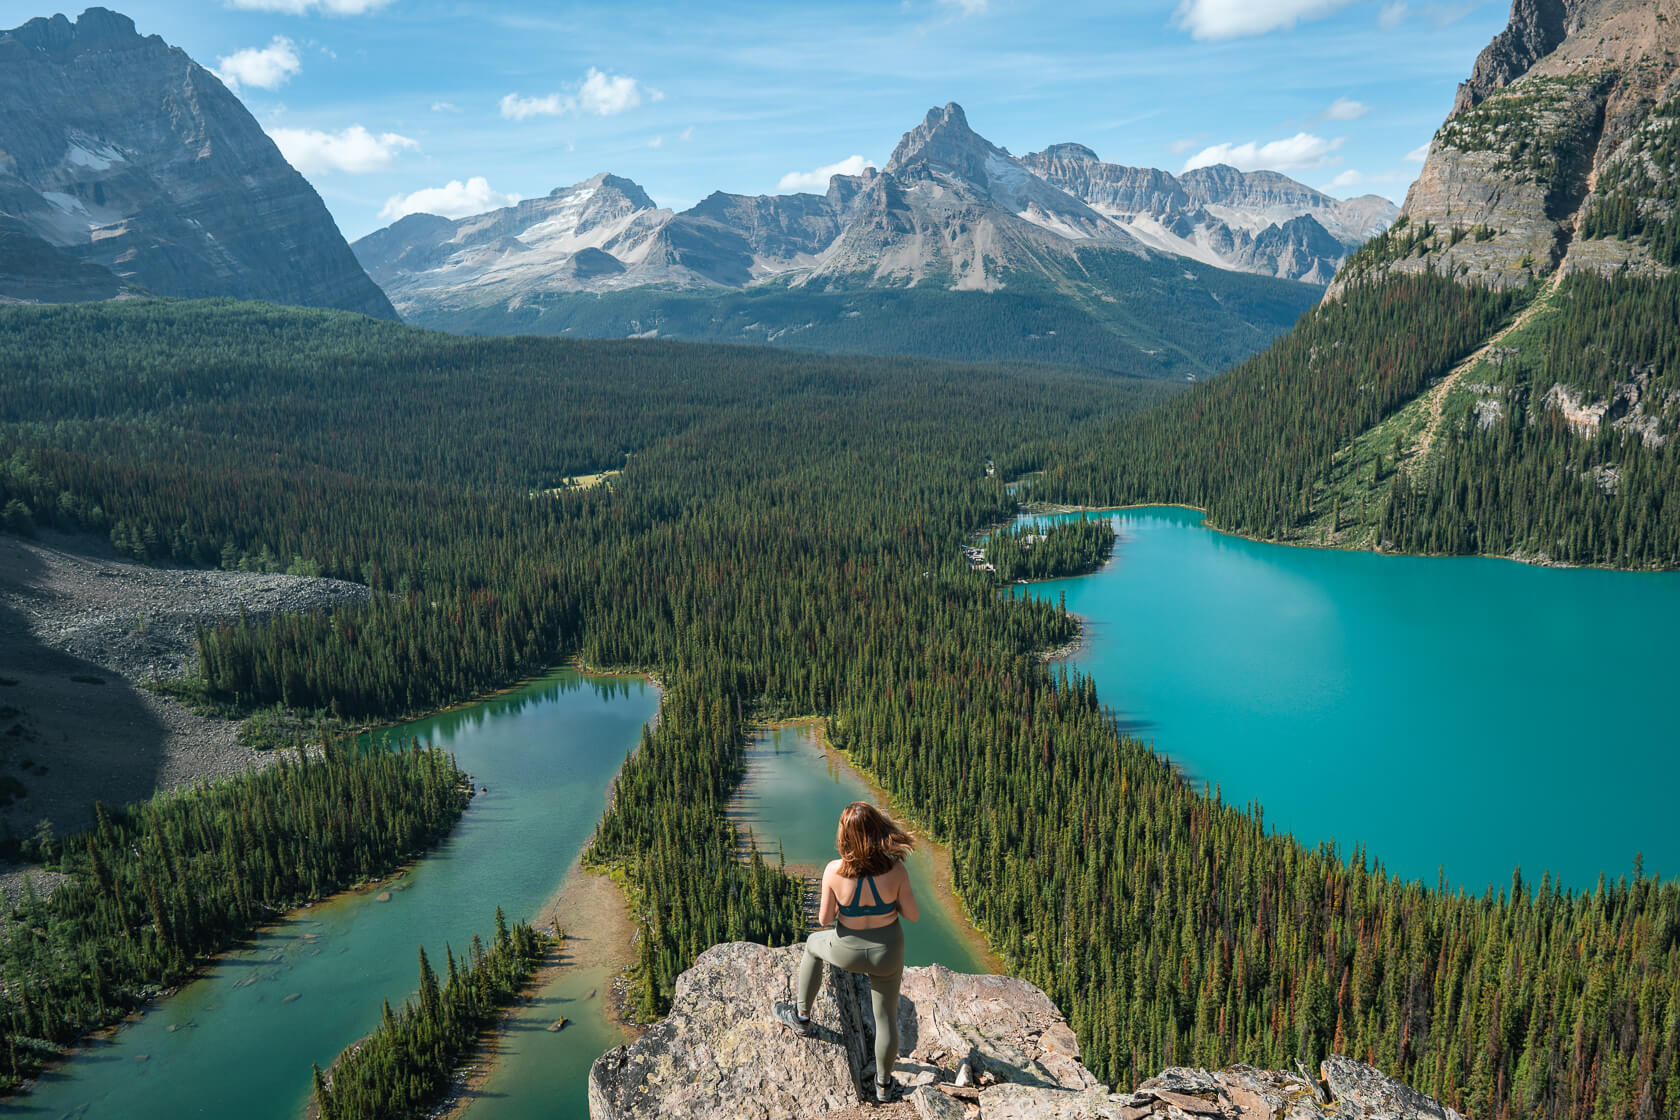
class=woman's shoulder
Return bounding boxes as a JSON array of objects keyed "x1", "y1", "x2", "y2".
[{"x1": 823, "y1": 858, "x2": 843, "y2": 876}]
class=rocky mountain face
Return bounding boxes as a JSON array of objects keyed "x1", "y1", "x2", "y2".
[
  {"x1": 354, "y1": 101, "x2": 1394, "y2": 326},
  {"x1": 0, "y1": 8, "x2": 395, "y2": 318},
  {"x1": 1332, "y1": 0, "x2": 1680, "y2": 294},
  {"x1": 588, "y1": 941, "x2": 1466, "y2": 1120},
  {"x1": 1021, "y1": 145, "x2": 1397, "y2": 284}
]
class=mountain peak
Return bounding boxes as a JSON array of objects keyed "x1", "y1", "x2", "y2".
[
  {"x1": 885, "y1": 101, "x2": 990, "y2": 177},
  {"x1": 1040, "y1": 142, "x2": 1100, "y2": 163},
  {"x1": 2, "y1": 8, "x2": 143, "y2": 56}
]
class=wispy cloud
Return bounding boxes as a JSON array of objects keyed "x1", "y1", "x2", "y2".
[
  {"x1": 1323, "y1": 169, "x2": 1366, "y2": 189},
  {"x1": 1175, "y1": 0, "x2": 1355, "y2": 40},
  {"x1": 227, "y1": 0, "x2": 394, "y2": 13},
  {"x1": 270, "y1": 125, "x2": 418, "y2": 173},
  {"x1": 778, "y1": 154, "x2": 874, "y2": 192},
  {"x1": 1168, "y1": 137, "x2": 1201, "y2": 154},
  {"x1": 431, "y1": 101, "x2": 460, "y2": 113},
  {"x1": 1182, "y1": 131, "x2": 1344, "y2": 173},
  {"x1": 500, "y1": 69, "x2": 653, "y2": 120},
  {"x1": 213, "y1": 36, "x2": 301, "y2": 92},
  {"x1": 1321, "y1": 96, "x2": 1368, "y2": 120},
  {"x1": 1404, "y1": 142, "x2": 1431, "y2": 162},
  {"x1": 1378, "y1": 2, "x2": 1409, "y2": 29},
  {"x1": 939, "y1": 0, "x2": 989, "y2": 15},
  {"x1": 379, "y1": 176, "x2": 519, "y2": 221}
]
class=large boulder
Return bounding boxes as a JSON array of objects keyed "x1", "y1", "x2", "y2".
[{"x1": 586, "y1": 942, "x2": 1465, "y2": 1120}]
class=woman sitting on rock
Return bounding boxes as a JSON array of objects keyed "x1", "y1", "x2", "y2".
[{"x1": 775, "y1": 800, "x2": 921, "y2": 1104}]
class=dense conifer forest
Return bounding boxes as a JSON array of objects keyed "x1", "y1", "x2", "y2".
[
  {"x1": 0, "y1": 738, "x2": 468, "y2": 1088},
  {"x1": 984, "y1": 516, "x2": 1116, "y2": 582},
  {"x1": 0, "y1": 300, "x2": 1674, "y2": 1119},
  {"x1": 311, "y1": 909, "x2": 546, "y2": 1120}
]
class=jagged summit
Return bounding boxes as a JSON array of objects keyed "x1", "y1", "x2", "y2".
[
  {"x1": 885, "y1": 101, "x2": 991, "y2": 177},
  {"x1": 0, "y1": 7, "x2": 396, "y2": 316},
  {"x1": 6, "y1": 7, "x2": 145, "y2": 56}
]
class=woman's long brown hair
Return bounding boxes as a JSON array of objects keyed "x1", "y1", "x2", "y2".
[{"x1": 836, "y1": 801, "x2": 914, "y2": 877}]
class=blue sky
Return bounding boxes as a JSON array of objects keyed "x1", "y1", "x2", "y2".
[{"x1": 6, "y1": 1, "x2": 1509, "y2": 240}]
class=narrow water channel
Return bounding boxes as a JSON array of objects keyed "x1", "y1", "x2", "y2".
[
  {"x1": 16, "y1": 669, "x2": 657, "y2": 1120},
  {"x1": 729, "y1": 724, "x2": 993, "y2": 975}
]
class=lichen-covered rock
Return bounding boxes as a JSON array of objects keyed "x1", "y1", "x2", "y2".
[{"x1": 586, "y1": 942, "x2": 1467, "y2": 1120}]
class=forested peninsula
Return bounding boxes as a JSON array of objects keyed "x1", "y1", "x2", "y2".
[{"x1": 0, "y1": 301, "x2": 1675, "y2": 1120}]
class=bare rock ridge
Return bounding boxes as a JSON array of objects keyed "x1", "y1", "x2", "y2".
[
  {"x1": 1455, "y1": 0, "x2": 1585, "y2": 111},
  {"x1": 0, "y1": 7, "x2": 395, "y2": 318},
  {"x1": 352, "y1": 101, "x2": 1399, "y2": 323},
  {"x1": 586, "y1": 942, "x2": 1464, "y2": 1120},
  {"x1": 1334, "y1": 0, "x2": 1680, "y2": 294},
  {"x1": 1019, "y1": 144, "x2": 1395, "y2": 285}
]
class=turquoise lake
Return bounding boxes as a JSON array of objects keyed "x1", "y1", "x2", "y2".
[{"x1": 1014, "y1": 506, "x2": 1680, "y2": 893}]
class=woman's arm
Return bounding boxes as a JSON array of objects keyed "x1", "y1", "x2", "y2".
[
  {"x1": 895, "y1": 863, "x2": 919, "y2": 922},
  {"x1": 817, "y1": 861, "x2": 840, "y2": 927}
]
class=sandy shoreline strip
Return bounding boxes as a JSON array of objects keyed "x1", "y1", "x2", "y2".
[{"x1": 442, "y1": 863, "x2": 640, "y2": 1119}]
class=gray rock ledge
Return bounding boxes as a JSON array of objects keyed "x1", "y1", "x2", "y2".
[{"x1": 586, "y1": 941, "x2": 1464, "y2": 1120}]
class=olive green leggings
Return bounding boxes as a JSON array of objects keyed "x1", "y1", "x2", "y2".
[{"x1": 796, "y1": 921, "x2": 904, "y2": 1084}]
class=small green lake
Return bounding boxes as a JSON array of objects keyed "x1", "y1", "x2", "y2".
[
  {"x1": 17, "y1": 669, "x2": 658, "y2": 1120},
  {"x1": 1014, "y1": 507, "x2": 1680, "y2": 892},
  {"x1": 729, "y1": 725, "x2": 991, "y2": 974}
]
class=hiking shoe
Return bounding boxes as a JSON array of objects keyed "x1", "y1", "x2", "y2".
[
  {"x1": 874, "y1": 1078, "x2": 903, "y2": 1105},
  {"x1": 772, "y1": 1001, "x2": 814, "y2": 1036}
]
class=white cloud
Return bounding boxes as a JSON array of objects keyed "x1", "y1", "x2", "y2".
[
  {"x1": 940, "y1": 0, "x2": 989, "y2": 14},
  {"x1": 679, "y1": 126, "x2": 694, "y2": 142},
  {"x1": 500, "y1": 69, "x2": 651, "y2": 121},
  {"x1": 226, "y1": 0, "x2": 393, "y2": 13},
  {"x1": 577, "y1": 69, "x2": 645, "y2": 115},
  {"x1": 778, "y1": 155, "x2": 876, "y2": 193},
  {"x1": 499, "y1": 92, "x2": 566, "y2": 120},
  {"x1": 648, "y1": 135, "x2": 664, "y2": 149},
  {"x1": 213, "y1": 36, "x2": 301, "y2": 92},
  {"x1": 1175, "y1": 0, "x2": 1353, "y2": 39},
  {"x1": 269, "y1": 125, "x2": 418, "y2": 173},
  {"x1": 378, "y1": 177, "x2": 520, "y2": 221},
  {"x1": 431, "y1": 101, "x2": 460, "y2": 113},
  {"x1": 1323, "y1": 169, "x2": 1367, "y2": 189},
  {"x1": 1378, "y1": 2, "x2": 1409, "y2": 29},
  {"x1": 1322, "y1": 97, "x2": 1368, "y2": 120},
  {"x1": 1182, "y1": 132, "x2": 1344, "y2": 173},
  {"x1": 1404, "y1": 142, "x2": 1431, "y2": 163},
  {"x1": 1168, "y1": 137, "x2": 1199, "y2": 154}
]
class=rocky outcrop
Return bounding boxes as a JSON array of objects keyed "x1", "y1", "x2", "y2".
[
  {"x1": 586, "y1": 942, "x2": 1465, "y2": 1120},
  {"x1": 0, "y1": 8, "x2": 395, "y2": 317},
  {"x1": 1456, "y1": 0, "x2": 1584, "y2": 110},
  {"x1": 1331, "y1": 0, "x2": 1680, "y2": 296}
]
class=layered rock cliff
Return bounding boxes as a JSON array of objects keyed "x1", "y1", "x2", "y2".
[
  {"x1": 587, "y1": 942, "x2": 1466, "y2": 1120},
  {"x1": 1333, "y1": 0, "x2": 1680, "y2": 294},
  {"x1": 0, "y1": 7, "x2": 395, "y2": 317}
]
